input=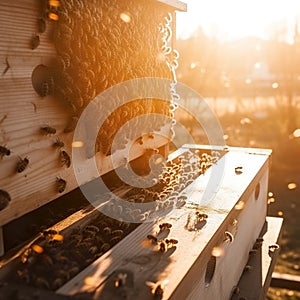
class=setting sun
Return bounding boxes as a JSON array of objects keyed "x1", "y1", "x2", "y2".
[{"x1": 176, "y1": 0, "x2": 300, "y2": 42}]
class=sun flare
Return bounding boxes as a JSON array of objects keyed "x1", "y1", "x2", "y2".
[{"x1": 176, "y1": 0, "x2": 300, "y2": 42}]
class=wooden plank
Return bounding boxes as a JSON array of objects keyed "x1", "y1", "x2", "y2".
[
  {"x1": 271, "y1": 272, "x2": 300, "y2": 291},
  {"x1": 154, "y1": 0, "x2": 187, "y2": 11},
  {"x1": 231, "y1": 216, "x2": 284, "y2": 300},
  {"x1": 57, "y1": 149, "x2": 271, "y2": 299}
]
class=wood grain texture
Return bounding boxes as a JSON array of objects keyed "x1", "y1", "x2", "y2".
[{"x1": 57, "y1": 148, "x2": 271, "y2": 300}]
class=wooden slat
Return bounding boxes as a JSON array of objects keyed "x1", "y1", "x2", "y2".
[
  {"x1": 271, "y1": 272, "x2": 300, "y2": 291},
  {"x1": 231, "y1": 216, "x2": 284, "y2": 300},
  {"x1": 57, "y1": 149, "x2": 271, "y2": 299}
]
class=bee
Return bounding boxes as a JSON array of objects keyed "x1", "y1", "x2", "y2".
[
  {"x1": 110, "y1": 236, "x2": 122, "y2": 244},
  {"x1": 42, "y1": 229, "x2": 58, "y2": 237},
  {"x1": 0, "y1": 189, "x2": 11, "y2": 211},
  {"x1": 157, "y1": 240, "x2": 167, "y2": 253},
  {"x1": 85, "y1": 225, "x2": 100, "y2": 233},
  {"x1": 35, "y1": 277, "x2": 50, "y2": 289},
  {"x1": 165, "y1": 238, "x2": 178, "y2": 247},
  {"x1": 52, "y1": 278, "x2": 63, "y2": 290},
  {"x1": 100, "y1": 243, "x2": 110, "y2": 252},
  {"x1": 17, "y1": 269, "x2": 30, "y2": 284},
  {"x1": 0, "y1": 145, "x2": 11, "y2": 159},
  {"x1": 147, "y1": 234, "x2": 158, "y2": 244},
  {"x1": 235, "y1": 166, "x2": 243, "y2": 175},
  {"x1": 56, "y1": 177, "x2": 67, "y2": 193},
  {"x1": 17, "y1": 156, "x2": 29, "y2": 173},
  {"x1": 103, "y1": 227, "x2": 111, "y2": 235},
  {"x1": 41, "y1": 126, "x2": 56, "y2": 135},
  {"x1": 232, "y1": 286, "x2": 240, "y2": 295},
  {"x1": 88, "y1": 246, "x2": 98, "y2": 255},
  {"x1": 53, "y1": 137, "x2": 64, "y2": 149},
  {"x1": 30, "y1": 34, "x2": 40, "y2": 50},
  {"x1": 60, "y1": 150, "x2": 71, "y2": 168},
  {"x1": 224, "y1": 231, "x2": 234, "y2": 243},
  {"x1": 54, "y1": 253, "x2": 69, "y2": 264},
  {"x1": 146, "y1": 279, "x2": 169, "y2": 297},
  {"x1": 195, "y1": 212, "x2": 208, "y2": 222},
  {"x1": 159, "y1": 222, "x2": 172, "y2": 232},
  {"x1": 253, "y1": 239, "x2": 263, "y2": 250},
  {"x1": 115, "y1": 273, "x2": 127, "y2": 288},
  {"x1": 111, "y1": 229, "x2": 124, "y2": 236},
  {"x1": 268, "y1": 244, "x2": 279, "y2": 253}
]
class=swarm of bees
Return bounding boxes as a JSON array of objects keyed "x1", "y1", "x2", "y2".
[{"x1": 14, "y1": 213, "x2": 137, "y2": 290}]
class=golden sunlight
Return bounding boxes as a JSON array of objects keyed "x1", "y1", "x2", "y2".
[{"x1": 177, "y1": 0, "x2": 300, "y2": 42}]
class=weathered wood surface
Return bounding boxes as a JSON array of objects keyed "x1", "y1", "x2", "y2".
[
  {"x1": 231, "y1": 216, "x2": 284, "y2": 300},
  {"x1": 57, "y1": 148, "x2": 271, "y2": 300}
]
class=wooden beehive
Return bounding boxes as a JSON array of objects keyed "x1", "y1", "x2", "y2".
[
  {"x1": 0, "y1": 1, "x2": 281, "y2": 299},
  {"x1": 0, "y1": 0, "x2": 187, "y2": 255}
]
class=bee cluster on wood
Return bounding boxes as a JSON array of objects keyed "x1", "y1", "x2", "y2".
[
  {"x1": 103, "y1": 149, "x2": 221, "y2": 221},
  {"x1": 11, "y1": 212, "x2": 138, "y2": 290}
]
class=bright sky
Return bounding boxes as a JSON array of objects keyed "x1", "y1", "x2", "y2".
[{"x1": 176, "y1": 0, "x2": 300, "y2": 42}]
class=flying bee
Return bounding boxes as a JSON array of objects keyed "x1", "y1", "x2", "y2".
[
  {"x1": 53, "y1": 137, "x2": 64, "y2": 149},
  {"x1": 224, "y1": 231, "x2": 234, "y2": 243},
  {"x1": 0, "y1": 189, "x2": 11, "y2": 211},
  {"x1": 56, "y1": 177, "x2": 66, "y2": 193},
  {"x1": 40, "y1": 126, "x2": 56, "y2": 135},
  {"x1": 30, "y1": 34, "x2": 40, "y2": 49},
  {"x1": 146, "y1": 279, "x2": 169, "y2": 297},
  {"x1": 60, "y1": 150, "x2": 71, "y2": 168},
  {"x1": 17, "y1": 156, "x2": 29, "y2": 173},
  {"x1": 159, "y1": 222, "x2": 172, "y2": 232},
  {"x1": 0, "y1": 145, "x2": 11, "y2": 159},
  {"x1": 115, "y1": 273, "x2": 127, "y2": 288}
]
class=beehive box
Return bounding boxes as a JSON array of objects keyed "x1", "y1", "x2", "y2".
[
  {"x1": 0, "y1": 145, "x2": 272, "y2": 300},
  {"x1": 0, "y1": 0, "x2": 187, "y2": 255}
]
